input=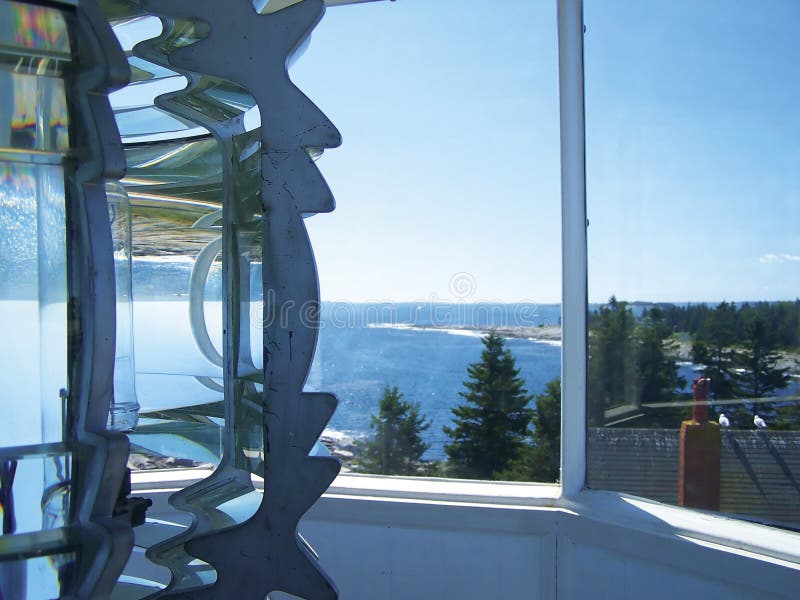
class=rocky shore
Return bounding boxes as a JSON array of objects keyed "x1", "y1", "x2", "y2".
[
  {"x1": 128, "y1": 436, "x2": 362, "y2": 472},
  {"x1": 409, "y1": 324, "x2": 562, "y2": 341},
  {"x1": 319, "y1": 431, "x2": 360, "y2": 472}
]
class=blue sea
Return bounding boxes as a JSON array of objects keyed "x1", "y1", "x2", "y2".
[{"x1": 307, "y1": 303, "x2": 563, "y2": 460}]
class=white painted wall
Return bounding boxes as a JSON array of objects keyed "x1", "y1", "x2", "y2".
[
  {"x1": 294, "y1": 493, "x2": 799, "y2": 600},
  {"x1": 133, "y1": 480, "x2": 800, "y2": 600},
  {"x1": 300, "y1": 497, "x2": 557, "y2": 599}
]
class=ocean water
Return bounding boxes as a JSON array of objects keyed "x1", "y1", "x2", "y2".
[{"x1": 308, "y1": 315, "x2": 562, "y2": 460}]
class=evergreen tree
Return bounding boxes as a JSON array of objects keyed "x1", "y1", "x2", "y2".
[
  {"x1": 588, "y1": 300, "x2": 690, "y2": 428},
  {"x1": 444, "y1": 332, "x2": 533, "y2": 479},
  {"x1": 658, "y1": 299, "x2": 800, "y2": 348},
  {"x1": 499, "y1": 378, "x2": 561, "y2": 482},
  {"x1": 773, "y1": 401, "x2": 800, "y2": 431},
  {"x1": 733, "y1": 315, "x2": 790, "y2": 424},
  {"x1": 692, "y1": 301, "x2": 741, "y2": 402},
  {"x1": 530, "y1": 378, "x2": 561, "y2": 480},
  {"x1": 691, "y1": 303, "x2": 792, "y2": 426},
  {"x1": 637, "y1": 307, "x2": 687, "y2": 405},
  {"x1": 357, "y1": 386, "x2": 430, "y2": 475},
  {"x1": 587, "y1": 297, "x2": 638, "y2": 426},
  {"x1": 635, "y1": 307, "x2": 689, "y2": 427}
]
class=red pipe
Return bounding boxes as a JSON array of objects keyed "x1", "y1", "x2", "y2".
[{"x1": 692, "y1": 377, "x2": 710, "y2": 423}]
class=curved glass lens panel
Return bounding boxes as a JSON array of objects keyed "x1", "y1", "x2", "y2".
[
  {"x1": 0, "y1": 2, "x2": 72, "y2": 597},
  {"x1": 0, "y1": 71, "x2": 68, "y2": 152},
  {"x1": 0, "y1": 2, "x2": 70, "y2": 58},
  {"x1": 122, "y1": 138, "x2": 227, "y2": 467}
]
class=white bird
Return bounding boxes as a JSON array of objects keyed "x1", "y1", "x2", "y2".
[
  {"x1": 754, "y1": 414, "x2": 767, "y2": 429},
  {"x1": 718, "y1": 413, "x2": 730, "y2": 427}
]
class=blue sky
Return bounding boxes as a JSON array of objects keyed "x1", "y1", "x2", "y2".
[{"x1": 291, "y1": 0, "x2": 798, "y2": 303}]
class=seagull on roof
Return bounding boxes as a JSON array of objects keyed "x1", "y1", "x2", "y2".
[
  {"x1": 718, "y1": 413, "x2": 730, "y2": 427},
  {"x1": 754, "y1": 414, "x2": 767, "y2": 429}
]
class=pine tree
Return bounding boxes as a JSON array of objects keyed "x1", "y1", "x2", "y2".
[
  {"x1": 444, "y1": 332, "x2": 533, "y2": 479},
  {"x1": 587, "y1": 297, "x2": 638, "y2": 426},
  {"x1": 692, "y1": 301, "x2": 741, "y2": 402},
  {"x1": 733, "y1": 315, "x2": 790, "y2": 424},
  {"x1": 530, "y1": 378, "x2": 561, "y2": 480},
  {"x1": 736, "y1": 315, "x2": 791, "y2": 398},
  {"x1": 635, "y1": 308, "x2": 689, "y2": 427},
  {"x1": 588, "y1": 300, "x2": 688, "y2": 428},
  {"x1": 692, "y1": 304, "x2": 791, "y2": 426},
  {"x1": 637, "y1": 307, "x2": 686, "y2": 404},
  {"x1": 498, "y1": 378, "x2": 561, "y2": 482},
  {"x1": 357, "y1": 386, "x2": 430, "y2": 475}
]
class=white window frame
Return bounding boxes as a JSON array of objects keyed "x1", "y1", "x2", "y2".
[{"x1": 320, "y1": 0, "x2": 586, "y2": 508}]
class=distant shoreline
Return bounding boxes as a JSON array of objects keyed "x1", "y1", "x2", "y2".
[{"x1": 407, "y1": 323, "x2": 562, "y2": 341}]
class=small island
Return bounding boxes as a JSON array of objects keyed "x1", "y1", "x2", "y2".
[{"x1": 408, "y1": 323, "x2": 562, "y2": 342}]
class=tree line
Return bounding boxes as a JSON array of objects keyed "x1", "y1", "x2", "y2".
[
  {"x1": 658, "y1": 300, "x2": 800, "y2": 349},
  {"x1": 589, "y1": 297, "x2": 796, "y2": 429},
  {"x1": 353, "y1": 299, "x2": 798, "y2": 480}
]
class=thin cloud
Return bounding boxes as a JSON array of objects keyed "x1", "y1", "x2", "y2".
[{"x1": 759, "y1": 253, "x2": 800, "y2": 264}]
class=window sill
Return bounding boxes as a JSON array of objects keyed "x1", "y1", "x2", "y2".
[
  {"x1": 326, "y1": 473, "x2": 561, "y2": 507},
  {"x1": 564, "y1": 489, "x2": 800, "y2": 569},
  {"x1": 130, "y1": 469, "x2": 561, "y2": 507},
  {"x1": 131, "y1": 469, "x2": 800, "y2": 569}
]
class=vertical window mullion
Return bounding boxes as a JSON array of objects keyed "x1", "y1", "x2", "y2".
[{"x1": 557, "y1": 0, "x2": 588, "y2": 498}]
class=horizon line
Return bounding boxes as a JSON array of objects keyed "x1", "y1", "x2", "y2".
[{"x1": 318, "y1": 298, "x2": 800, "y2": 305}]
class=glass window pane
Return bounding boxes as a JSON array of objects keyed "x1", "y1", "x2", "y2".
[
  {"x1": 585, "y1": 0, "x2": 800, "y2": 526},
  {"x1": 292, "y1": 0, "x2": 562, "y2": 482}
]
